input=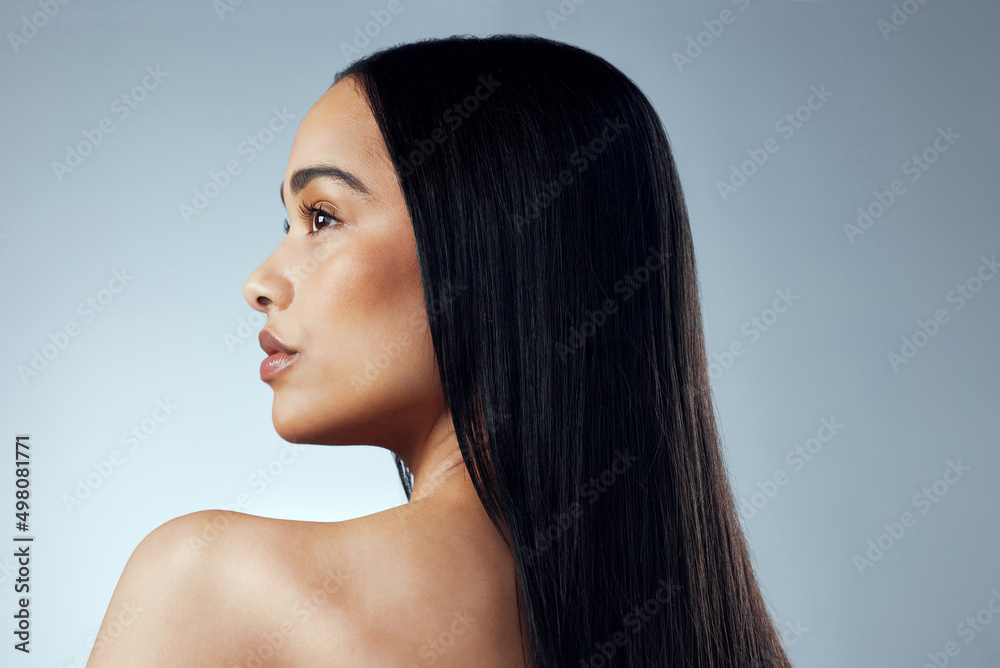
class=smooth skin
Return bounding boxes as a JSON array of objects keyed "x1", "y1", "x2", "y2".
[{"x1": 87, "y1": 77, "x2": 532, "y2": 667}]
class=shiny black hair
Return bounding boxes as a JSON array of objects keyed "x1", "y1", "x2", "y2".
[{"x1": 335, "y1": 34, "x2": 791, "y2": 668}]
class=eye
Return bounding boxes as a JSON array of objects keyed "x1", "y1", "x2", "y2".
[
  {"x1": 283, "y1": 201, "x2": 343, "y2": 235},
  {"x1": 298, "y1": 201, "x2": 342, "y2": 235}
]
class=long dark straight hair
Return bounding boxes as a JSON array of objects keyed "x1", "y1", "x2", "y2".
[{"x1": 335, "y1": 34, "x2": 791, "y2": 668}]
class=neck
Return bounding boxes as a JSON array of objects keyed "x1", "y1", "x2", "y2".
[{"x1": 409, "y1": 448, "x2": 467, "y2": 502}]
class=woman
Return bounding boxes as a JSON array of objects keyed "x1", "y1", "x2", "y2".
[{"x1": 89, "y1": 34, "x2": 792, "y2": 667}]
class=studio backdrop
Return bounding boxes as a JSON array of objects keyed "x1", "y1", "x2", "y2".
[{"x1": 1, "y1": 0, "x2": 998, "y2": 666}]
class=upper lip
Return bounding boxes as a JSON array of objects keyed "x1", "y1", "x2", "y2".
[{"x1": 259, "y1": 329, "x2": 297, "y2": 356}]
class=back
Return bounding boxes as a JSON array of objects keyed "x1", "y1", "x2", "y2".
[{"x1": 88, "y1": 495, "x2": 532, "y2": 667}]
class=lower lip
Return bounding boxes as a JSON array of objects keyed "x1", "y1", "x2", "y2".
[{"x1": 260, "y1": 352, "x2": 298, "y2": 381}]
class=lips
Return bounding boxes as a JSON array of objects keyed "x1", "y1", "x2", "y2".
[
  {"x1": 259, "y1": 329, "x2": 296, "y2": 356},
  {"x1": 258, "y1": 329, "x2": 298, "y2": 381}
]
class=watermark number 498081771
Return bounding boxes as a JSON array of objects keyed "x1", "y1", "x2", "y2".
[{"x1": 13, "y1": 434, "x2": 33, "y2": 654}]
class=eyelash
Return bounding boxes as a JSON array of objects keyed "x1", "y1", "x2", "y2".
[{"x1": 283, "y1": 201, "x2": 342, "y2": 235}]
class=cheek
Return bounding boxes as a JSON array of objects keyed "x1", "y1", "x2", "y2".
[{"x1": 299, "y1": 238, "x2": 439, "y2": 408}]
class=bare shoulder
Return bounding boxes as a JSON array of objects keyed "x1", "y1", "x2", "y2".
[
  {"x1": 87, "y1": 509, "x2": 315, "y2": 667},
  {"x1": 89, "y1": 506, "x2": 529, "y2": 667}
]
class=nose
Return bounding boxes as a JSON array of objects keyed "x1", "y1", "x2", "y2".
[{"x1": 243, "y1": 251, "x2": 294, "y2": 313}]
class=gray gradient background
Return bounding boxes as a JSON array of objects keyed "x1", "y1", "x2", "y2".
[{"x1": 1, "y1": 0, "x2": 998, "y2": 666}]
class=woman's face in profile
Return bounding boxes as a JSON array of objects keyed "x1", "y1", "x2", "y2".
[{"x1": 243, "y1": 77, "x2": 441, "y2": 449}]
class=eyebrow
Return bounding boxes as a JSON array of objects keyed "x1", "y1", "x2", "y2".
[{"x1": 279, "y1": 165, "x2": 373, "y2": 207}]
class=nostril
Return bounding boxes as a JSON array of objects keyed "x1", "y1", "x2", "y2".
[{"x1": 257, "y1": 296, "x2": 272, "y2": 307}]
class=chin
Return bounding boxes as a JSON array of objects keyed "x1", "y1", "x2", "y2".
[
  {"x1": 270, "y1": 402, "x2": 316, "y2": 444},
  {"x1": 270, "y1": 401, "x2": 353, "y2": 446}
]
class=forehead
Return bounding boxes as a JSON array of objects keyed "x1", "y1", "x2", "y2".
[{"x1": 285, "y1": 77, "x2": 393, "y2": 198}]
